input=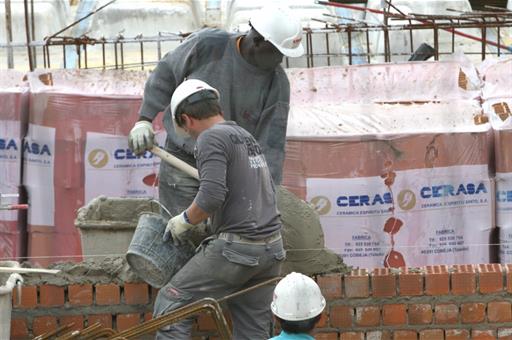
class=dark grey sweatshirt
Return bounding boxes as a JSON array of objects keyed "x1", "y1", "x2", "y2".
[
  {"x1": 194, "y1": 121, "x2": 281, "y2": 239},
  {"x1": 139, "y1": 28, "x2": 290, "y2": 184}
]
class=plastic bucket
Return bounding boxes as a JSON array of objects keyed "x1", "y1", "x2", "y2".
[{"x1": 126, "y1": 213, "x2": 194, "y2": 288}]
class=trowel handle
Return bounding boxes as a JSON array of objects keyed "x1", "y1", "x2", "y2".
[{"x1": 151, "y1": 146, "x2": 199, "y2": 180}]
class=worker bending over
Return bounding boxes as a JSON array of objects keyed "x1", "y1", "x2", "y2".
[
  {"x1": 128, "y1": 5, "x2": 303, "y2": 223},
  {"x1": 270, "y1": 272, "x2": 326, "y2": 339},
  {"x1": 154, "y1": 79, "x2": 285, "y2": 340}
]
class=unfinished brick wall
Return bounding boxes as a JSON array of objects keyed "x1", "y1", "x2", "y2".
[{"x1": 10, "y1": 264, "x2": 512, "y2": 339}]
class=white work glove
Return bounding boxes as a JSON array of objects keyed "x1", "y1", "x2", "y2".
[
  {"x1": 163, "y1": 211, "x2": 196, "y2": 246},
  {"x1": 128, "y1": 120, "x2": 154, "y2": 156}
]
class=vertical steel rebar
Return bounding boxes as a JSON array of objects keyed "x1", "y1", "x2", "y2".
[
  {"x1": 84, "y1": 43, "x2": 88, "y2": 68},
  {"x1": 325, "y1": 31, "x2": 331, "y2": 66},
  {"x1": 30, "y1": 0, "x2": 36, "y2": 68},
  {"x1": 120, "y1": 39, "x2": 125, "y2": 69},
  {"x1": 114, "y1": 42, "x2": 118, "y2": 69},
  {"x1": 365, "y1": 27, "x2": 371, "y2": 63},
  {"x1": 23, "y1": 0, "x2": 34, "y2": 70},
  {"x1": 63, "y1": 44, "x2": 67, "y2": 68},
  {"x1": 433, "y1": 23, "x2": 439, "y2": 61},
  {"x1": 102, "y1": 38, "x2": 106, "y2": 69},
  {"x1": 140, "y1": 40, "x2": 144, "y2": 70},
  {"x1": 157, "y1": 32, "x2": 162, "y2": 60},
  {"x1": 481, "y1": 18, "x2": 487, "y2": 60},
  {"x1": 347, "y1": 28, "x2": 353, "y2": 65},
  {"x1": 76, "y1": 43, "x2": 81, "y2": 68},
  {"x1": 4, "y1": 0, "x2": 14, "y2": 68}
]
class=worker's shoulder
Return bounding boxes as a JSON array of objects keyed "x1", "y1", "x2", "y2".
[
  {"x1": 274, "y1": 66, "x2": 290, "y2": 85},
  {"x1": 188, "y1": 28, "x2": 233, "y2": 47}
]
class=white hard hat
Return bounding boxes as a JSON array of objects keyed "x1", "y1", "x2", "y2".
[
  {"x1": 250, "y1": 5, "x2": 304, "y2": 58},
  {"x1": 170, "y1": 79, "x2": 220, "y2": 135},
  {"x1": 271, "y1": 272, "x2": 326, "y2": 321}
]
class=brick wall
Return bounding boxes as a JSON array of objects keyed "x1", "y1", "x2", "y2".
[{"x1": 10, "y1": 264, "x2": 512, "y2": 339}]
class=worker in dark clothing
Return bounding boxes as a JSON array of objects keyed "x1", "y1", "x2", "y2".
[
  {"x1": 128, "y1": 5, "x2": 303, "y2": 221},
  {"x1": 154, "y1": 79, "x2": 285, "y2": 339}
]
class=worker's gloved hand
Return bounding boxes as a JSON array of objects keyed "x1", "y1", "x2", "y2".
[
  {"x1": 163, "y1": 211, "x2": 195, "y2": 246},
  {"x1": 128, "y1": 120, "x2": 154, "y2": 156}
]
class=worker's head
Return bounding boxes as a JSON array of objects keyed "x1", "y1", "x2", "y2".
[
  {"x1": 271, "y1": 272, "x2": 326, "y2": 334},
  {"x1": 170, "y1": 79, "x2": 222, "y2": 138},
  {"x1": 245, "y1": 5, "x2": 304, "y2": 70}
]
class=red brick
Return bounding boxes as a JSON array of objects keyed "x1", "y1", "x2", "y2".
[
  {"x1": 460, "y1": 302, "x2": 485, "y2": 323},
  {"x1": 317, "y1": 310, "x2": 328, "y2": 328},
  {"x1": 445, "y1": 329, "x2": 470, "y2": 340},
  {"x1": 340, "y1": 332, "x2": 363, "y2": 340},
  {"x1": 144, "y1": 312, "x2": 153, "y2": 322},
  {"x1": 330, "y1": 305, "x2": 352, "y2": 328},
  {"x1": 317, "y1": 273, "x2": 343, "y2": 299},
  {"x1": 116, "y1": 313, "x2": 141, "y2": 331},
  {"x1": 88, "y1": 314, "x2": 112, "y2": 329},
  {"x1": 478, "y1": 264, "x2": 504, "y2": 294},
  {"x1": 95, "y1": 284, "x2": 120, "y2": 305},
  {"x1": 408, "y1": 304, "x2": 432, "y2": 325},
  {"x1": 344, "y1": 269, "x2": 369, "y2": 298},
  {"x1": 451, "y1": 264, "x2": 476, "y2": 295},
  {"x1": 316, "y1": 333, "x2": 340, "y2": 340},
  {"x1": 33, "y1": 316, "x2": 58, "y2": 336},
  {"x1": 59, "y1": 315, "x2": 84, "y2": 331},
  {"x1": 506, "y1": 264, "x2": 512, "y2": 293},
  {"x1": 12, "y1": 285, "x2": 37, "y2": 308},
  {"x1": 151, "y1": 287, "x2": 160, "y2": 303},
  {"x1": 488, "y1": 301, "x2": 512, "y2": 323},
  {"x1": 372, "y1": 268, "x2": 396, "y2": 297},
  {"x1": 393, "y1": 330, "x2": 417, "y2": 340},
  {"x1": 10, "y1": 318, "x2": 29, "y2": 338},
  {"x1": 382, "y1": 304, "x2": 407, "y2": 326},
  {"x1": 355, "y1": 306, "x2": 380, "y2": 327},
  {"x1": 367, "y1": 330, "x2": 392, "y2": 340},
  {"x1": 40, "y1": 285, "x2": 65, "y2": 307},
  {"x1": 434, "y1": 304, "x2": 459, "y2": 324},
  {"x1": 425, "y1": 265, "x2": 449, "y2": 295},
  {"x1": 124, "y1": 282, "x2": 149, "y2": 305},
  {"x1": 419, "y1": 329, "x2": 444, "y2": 340},
  {"x1": 498, "y1": 328, "x2": 512, "y2": 339},
  {"x1": 68, "y1": 284, "x2": 93, "y2": 306},
  {"x1": 399, "y1": 268, "x2": 423, "y2": 296},
  {"x1": 197, "y1": 311, "x2": 216, "y2": 331},
  {"x1": 472, "y1": 330, "x2": 496, "y2": 340}
]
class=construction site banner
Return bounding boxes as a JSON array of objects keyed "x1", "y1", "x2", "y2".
[
  {"x1": 25, "y1": 69, "x2": 154, "y2": 266},
  {"x1": 0, "y1": 70, "x2": 28, "y2": 260},
  {"x1": 306, "y1": 165, "x2": 493, "y2": 268},
  {"x1": 84, "y1": 131, "x2": 165, "y2": 203}
]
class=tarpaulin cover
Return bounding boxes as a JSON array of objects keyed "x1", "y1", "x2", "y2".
[
  {"x1": 24, "y1": 69, "x2": 164, "y2": 266},
  {"x1": 480, "y1": 57, "x2": 512, "y2": 263},
  {"x1": 0, "y1": 70, "x2": 28, "y2": 260},
  {"x1": 282, "y1": 62, "x2": 493, "y2": 269}
]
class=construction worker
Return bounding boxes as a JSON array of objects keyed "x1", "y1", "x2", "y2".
[
  {"x1": 153, "y1": 79, "x2": 285, "y2": 339},
  {"x1": 128, "y1": 5, "x2": 303, "y2": 220},
  {"x1": 270, "y1": 272, "x2": 326, "y2": 340}
]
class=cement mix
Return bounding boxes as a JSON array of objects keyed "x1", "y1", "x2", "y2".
[{"x1": 23, "y1": 188, "x2": 347, "y2": 286}]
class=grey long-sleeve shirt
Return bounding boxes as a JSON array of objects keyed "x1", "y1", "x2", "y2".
[
  {"x1": 194, "y1": 121, "x2": 281, "y2": 239},
  {"x1": 139, "y1": 28, "x2": 290, "y2": 184}
]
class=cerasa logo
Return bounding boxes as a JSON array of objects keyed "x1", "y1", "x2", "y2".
[
  {"x1": 88, "y1": 149, "x2": 109, "y2": 168},
  {"x1": 310, "y1": 196, "x2": 332, "y2": 215},
  {"x1": 397, "y1": 189, "x2": 416, "y2": 211}
]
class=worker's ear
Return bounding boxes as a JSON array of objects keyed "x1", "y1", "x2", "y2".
[{"x1": 180, "y1": 113, "x2": 193, "y2": 128}]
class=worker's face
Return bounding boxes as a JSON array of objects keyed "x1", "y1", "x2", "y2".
[
  {"x1": 249, "y1": 31, "x2": 284, "y2": 70},
  {"x1": 180, "y1": 114, "x2": 199, "y2": 139}
]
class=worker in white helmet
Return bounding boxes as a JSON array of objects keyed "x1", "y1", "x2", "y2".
[
  {"x1": 128, "y1": 5, "x2": 303, "y2": 225},
  {"x1": 154, "y1": 79, "x2": 285, "y2": 340},
  {"x1": 270, "y1": 272, "x2": 326, "y2": 339}
]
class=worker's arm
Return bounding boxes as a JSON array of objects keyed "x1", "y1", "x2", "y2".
[
  {"x1": 163, "y1": 130, "x2": 228, "y2": 245},
  {"x1": 253, "y1": 69, "x2": 291, "y2": 185}
]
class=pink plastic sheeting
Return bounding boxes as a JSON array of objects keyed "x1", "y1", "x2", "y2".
[
  {"x1": 0, "y1": 70, "x2": 29, "y2": 260},
  {"x1": 24, "y1": 70, "x2": 163, "y2": 266},
  {"x1": 285, "y1": 61, "x2": 480, "y2": 106},
  {"x1": 282, "y1": 64, "x2": 493, "y2": 269},
  {"x1": 480, "y1": 58, "x2": 512, "y2": 101}
]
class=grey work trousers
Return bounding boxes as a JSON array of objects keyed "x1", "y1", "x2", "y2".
[
  {"x1": 158, "y1": 159, "x2": 199, "y2": 218},
  {"x1": 153, "y1": 237, "x2": 285, "y2": 340}
]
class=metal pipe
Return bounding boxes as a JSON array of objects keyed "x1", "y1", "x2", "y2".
[
  {"x1": 4, "y1": 0, "x2": 14, "y2": 68},
  {"x1": 30, "y1": 0, "x2": 36, "y2": 68}
]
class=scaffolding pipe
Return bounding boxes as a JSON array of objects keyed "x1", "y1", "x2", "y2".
[{"x1": 318, "y1": 1, "x2": 512, "y2": 51}]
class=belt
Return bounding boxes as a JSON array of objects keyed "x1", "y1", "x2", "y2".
[{"x1": 218, "y1": 232, "x2": 281, "y2": 245}]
